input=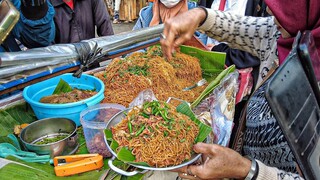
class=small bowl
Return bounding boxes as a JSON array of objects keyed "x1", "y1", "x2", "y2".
[
  {"x1": 20, "y1": 118, "x2": 78, "y2": 157},
  {"x1": 80, "y1": 103, "x2": 125, "y2": 157},
  {"x1": 22, "y1": 73, "x2": 105, "y2": 126}
]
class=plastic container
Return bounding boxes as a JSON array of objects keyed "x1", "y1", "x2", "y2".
[
  {"x1": 80, "y1": 103, "x2": 125, "y2": 157},
  {"x1": 23, "y1": 73, "x2": 105, "y2": 126}
]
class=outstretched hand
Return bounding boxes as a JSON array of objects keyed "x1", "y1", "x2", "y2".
[
  {"x1": 173, "y1": 143, "x2": 251, "y2": 180},
  {"x1": 160, "y1": 8, "x2": 207, "y2": 59}
]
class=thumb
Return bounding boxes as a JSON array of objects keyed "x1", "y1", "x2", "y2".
[
  {"x1": 193, "y1": 142, "x2": 218, "y2": 156},
  {"x1": 173, "y1": 34, "x2": 193, "y2": 48},
  {"x1": 188, "y1": 163, "x2": 205, "y2": 177}
]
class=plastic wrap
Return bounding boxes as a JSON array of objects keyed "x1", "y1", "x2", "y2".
[
  {"x1": 0, "y1": 60, "x2": 78, "y2": 84},
  {"x1": 0, "y1": 24, "x2": 164, "y2": 79},
  {"x1": 129, "y1": 89, "x2": 158, "y2": 108},
  {"x1": 0, "y1": 91, "x2": 24, "y2": 109},
  {"x1": 193, "y1": 72, "x2": 239, "y2": 146}
]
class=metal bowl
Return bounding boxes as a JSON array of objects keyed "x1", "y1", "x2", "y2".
[
  {"x1": 20, "y1": 118, "x2": 79, "y2": 157},
  {"x1": 104, "y1": 109, "x2": 209, "y2": 176}
]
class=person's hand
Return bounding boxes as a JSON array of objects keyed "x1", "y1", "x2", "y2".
[
  {"x1": 173, "y1": 143, "x2": 251, "y2": 180},
  {"x1": 206, "y1": 43, "x2": 215, "y2": 51},
  {"x1": 160, "y1": 8, "x2": 207, "y2": 59}
]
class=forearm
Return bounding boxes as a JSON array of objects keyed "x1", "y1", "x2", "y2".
[
  {"x1": 198, "y1": 8, "x2": 279, "y2": 58},
  {"x1": 256, "y1": 160, "x2": 304, "y2": 180}
]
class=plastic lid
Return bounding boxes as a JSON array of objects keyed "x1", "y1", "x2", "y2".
[{"x1": 80, "y1": 103, "x2": 125, "y2": 129}]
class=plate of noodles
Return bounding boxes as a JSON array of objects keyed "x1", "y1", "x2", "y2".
[{"x1": 104, "y1": 100, "x2": 212, "y2": 176}]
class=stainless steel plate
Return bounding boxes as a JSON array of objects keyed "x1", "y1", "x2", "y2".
[{"x1": 104, "y1": 108, "x2": 208, "y2": 174}]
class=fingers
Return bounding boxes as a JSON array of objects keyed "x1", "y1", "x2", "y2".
[
  {"x1": 171, "y1": 166, "x2": 188, "y2": 173},
  {"x1": 178, "y1": 166, "x2": 199, "y2": 180},
  {"x1": 160, "y1": 20, "x2": 174, "y2": 59},
  {"x1": 160, "y1": 31, "x2": 193, "y2": 59},
  {"x1": 178, "y1": 172, "x2": 198, "y2": 180},
  {"x1": 160, "y1": 8, "x2": 206, "y2": 59},
  {"x1": 160, "y1": 17, "x2": 192, "y2": 59},
  {"x1": 173, "y1": 33, "x2": 193, "y2": 48},
  {"x1": 178, "y1": 164, "x2": 219, "y2": 180}
]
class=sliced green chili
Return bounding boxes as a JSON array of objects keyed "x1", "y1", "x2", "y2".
[
  {"x1": 135, "y1": 125, "x2": 146, "y2": 136},
  {"x1": 128, "y1": 120, "x2": 132, "y2": 133},
  {"x1": 140, "y1": 112, "x2": 150, "y2": 118},
  {"x1": 147, "y1": 126, "x2": 154, "y2": 133}
]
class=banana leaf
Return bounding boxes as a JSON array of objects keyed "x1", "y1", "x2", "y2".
[
  {"x1": 180, "y1": 45, "x2": 226, "y2": 82},
  {"x1": 176, "y1": 102, "x2": 212, "y2": 143},
  {"x1": 52, "y1": 79, "x2": 73, "y2": 95},
  {"x1": 0, "y1": 103, "x2": 37, "y2": 137},
  {"x1": 191, "y1": 65, "x2": 236, "y2": 108},
  {"x1": 0, "y1": 157, "x2": 106, "y2": 180},
  {"x1": 0, "y1": 156, "x2": 144, "y2": 180},
  {"x1": 179, "y1": 45, "x2": 236, "y2": 108}
]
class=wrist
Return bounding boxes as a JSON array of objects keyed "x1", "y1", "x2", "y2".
[
  {"x1": 194, "y1": 7, "x2": 208, "y2": 27},
  {"x1": 236, "y1": 156, "x2": 252, "y2": 179},
  {"x1": 243, "y1": 156, "x2": 259, "y2": 180},
  {"x1": 190, "y1": 6, "x2": 208, "y2": 27}
]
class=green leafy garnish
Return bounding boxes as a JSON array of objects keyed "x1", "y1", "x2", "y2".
[
  {"x1": 126, "y1": 64, "x2": 150, "y2": 76},
  {"x1": 34, "y1": 134, "x2": 68, "y2": 145}
]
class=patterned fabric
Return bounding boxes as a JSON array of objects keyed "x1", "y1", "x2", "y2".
[
  {"x1": 199, "y1": 9, "x2": 279, "y2": 86},
  {"x1": 244, "y1": 79, "x2": 297, "y2": 173},
  {"x1": 277, "y1": 170, "x2": 304, "y2": 180}
]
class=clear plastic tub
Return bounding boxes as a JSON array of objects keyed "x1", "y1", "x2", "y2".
[{"x1": 80, "y1": 103, "x2": 125, "y2": 157}]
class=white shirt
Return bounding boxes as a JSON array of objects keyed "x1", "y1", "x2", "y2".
[
  {"x1": 207, "y1": 0, "x2": 248, "y2": 45},
  {"x1": 210, "y1": 0, "x2": 248, "y2": 16}
]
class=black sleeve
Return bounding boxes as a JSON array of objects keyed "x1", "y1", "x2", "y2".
[
  {"x1": 212, "y1": 43, "x2": 260, "y2": 69},
  {"x1": 245, "y1": 0, "x2": 269, "y2": 17},
  {"x1": 197, "y1": 0, "x2": 214, "y2": 8}
]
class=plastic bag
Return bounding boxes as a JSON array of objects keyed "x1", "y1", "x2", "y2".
[
  {"x1": 193, "y1": 72, "x2": 239, "y2": 146},
  {"x1": 128, "y1": 89, "x2": 158, "y2": 108}
]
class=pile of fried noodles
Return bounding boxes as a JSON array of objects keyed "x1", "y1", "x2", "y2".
[{"x1": 95, "y1": 46, "x2": 206, "y2": 107}]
